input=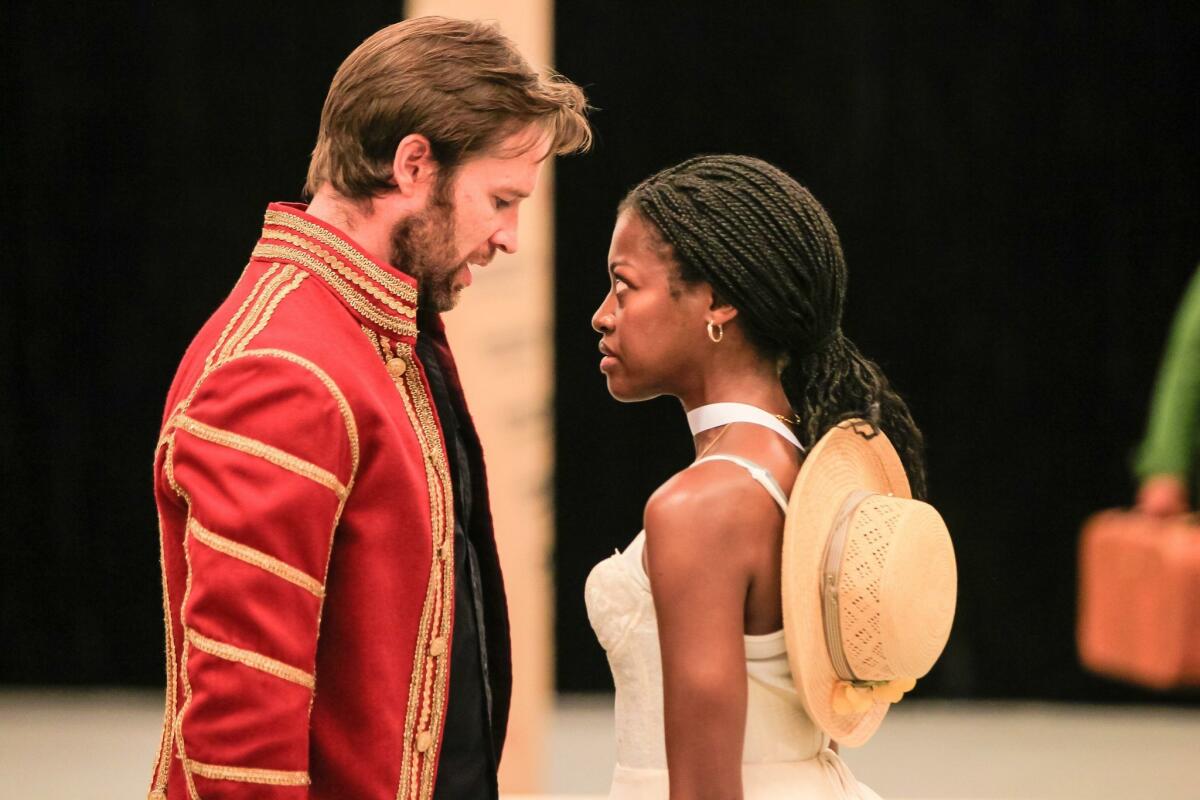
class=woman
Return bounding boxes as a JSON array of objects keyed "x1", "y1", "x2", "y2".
[{"x1": 585, "y1": 155, "x2": 926, "y2": 799}]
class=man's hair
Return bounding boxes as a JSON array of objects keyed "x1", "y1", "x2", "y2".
[{"x1": 305, "y1": 16, "x2": 592, "y2": 200}]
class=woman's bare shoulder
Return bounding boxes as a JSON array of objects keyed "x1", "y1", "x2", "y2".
[{"x1": 643, "y1": 460, "x2": 782, "y2": 577}]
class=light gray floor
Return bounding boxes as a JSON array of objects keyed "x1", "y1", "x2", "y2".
[
  {"x1": 549, "y1": 695, "x2": 1200, "y2": 799},
  {"x1": 1, "y1": 690, "x2": 1197, "y2": 799}
]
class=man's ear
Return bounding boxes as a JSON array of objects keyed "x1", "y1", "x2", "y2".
[{"x1": 392, "y1": 134, "x2": 438, "y2": 197}]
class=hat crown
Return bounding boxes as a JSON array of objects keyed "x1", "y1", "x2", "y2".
[
  {"x1": 783, "y1": 419, "x2": 957, "y2": 747},
  {"x1": 837, "y1": 495, "x2": 956, "y2": 682}
]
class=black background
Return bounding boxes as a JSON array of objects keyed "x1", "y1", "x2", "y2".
[{"x1": 3, "y1": 3, "x2": 1198, "y2": 704}]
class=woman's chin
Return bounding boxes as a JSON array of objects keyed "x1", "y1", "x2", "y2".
[{"x1": 604, "y1": 377, "x2": 655, "y2": 404}]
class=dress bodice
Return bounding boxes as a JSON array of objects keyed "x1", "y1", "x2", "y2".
[
  {"x1": 583, "y1": 443, "x2": 881, "y2": 798},
  {"x1": 585, "y1": 530, "x2": 827, "y2": 769}
]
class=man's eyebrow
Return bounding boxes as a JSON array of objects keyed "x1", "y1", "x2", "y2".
[{"x1": 502, "y1": 187, "x2": 531, "y2": 199}]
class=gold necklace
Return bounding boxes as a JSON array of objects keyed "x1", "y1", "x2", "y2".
[
  {"x1": 774, "y1": 412, "x2": 802, "y2": 426},
  {"x1": 696, "y1": 424, "x2": 732, "y2": 460}
]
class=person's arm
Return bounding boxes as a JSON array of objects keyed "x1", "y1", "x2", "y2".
[
  {"x1": 644, "y1": 471, "x2": 766, "y2": 800},
  {"x1": 1137, "y1": 474, "x2": 1189, "y2": 516},
  {"x1": 160, "y1": 350, "x2": 356, "y2": 797},
  {"x1": 1135, "y1": 266, "x2": 1200, "y2": 514}
]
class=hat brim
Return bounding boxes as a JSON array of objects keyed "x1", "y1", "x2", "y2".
[{"x1": 782, "y1": 419, "x2": 911, "y2": 747}]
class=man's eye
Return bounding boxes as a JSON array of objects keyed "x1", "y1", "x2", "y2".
[{"x1": 494, "y1": 197, "x2": 513, "y2": 210}]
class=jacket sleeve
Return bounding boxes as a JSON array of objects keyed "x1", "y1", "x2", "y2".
[
  {"x1": 161, "y1": 349, "x2": 357, "y2": 798},
  {"x1": 1135, "y1": 266, "x2": 1200, "y2": 481}
]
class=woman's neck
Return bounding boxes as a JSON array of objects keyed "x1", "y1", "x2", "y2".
[
  {"x1": 679, "y1": 358, "x2": 791, "y2": 416},
  {"x1": 680, "y1": 356, "x2": 794, "y2": 455}
]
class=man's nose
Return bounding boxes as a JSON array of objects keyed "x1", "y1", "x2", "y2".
[{"x1": 491, "y1": 221, "x2": 517, "y2": 255}]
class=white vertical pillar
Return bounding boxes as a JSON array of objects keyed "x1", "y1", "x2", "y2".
[{"x1": 404, "y1": 1, "x2": 556, "y2": 793}]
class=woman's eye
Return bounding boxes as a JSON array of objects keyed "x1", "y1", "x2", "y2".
[{"x1": 614, "y1": 277, "x2": 629, "y2": 292}]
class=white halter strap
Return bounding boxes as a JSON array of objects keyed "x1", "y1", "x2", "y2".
[
  {"x1": 691, "y1": 454, "x2": 790, "y2": 513},
  {"x1": 686, "y1": 402, "x2": 805, "y2": 452}
]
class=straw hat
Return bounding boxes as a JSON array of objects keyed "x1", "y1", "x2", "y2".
[{"x1": 782, "y1": 419, "x2": 956, "y2": 747}]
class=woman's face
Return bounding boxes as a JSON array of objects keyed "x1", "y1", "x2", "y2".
[{"x1": 592, "y1": 210, "x2": 712, "y2": 402}]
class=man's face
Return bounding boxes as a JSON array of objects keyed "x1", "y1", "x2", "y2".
[{"x1": 390, "y1": 125, "x2": 551, "y2": 312}]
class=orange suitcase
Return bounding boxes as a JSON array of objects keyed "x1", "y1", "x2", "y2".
[{"x1": 1077, "y1": 509, "x2": 1200, "y2": 689}]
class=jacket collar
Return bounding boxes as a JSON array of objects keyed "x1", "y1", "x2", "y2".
[{"x1": 253, "y1": 202, "x2": 419, "y2": 342}]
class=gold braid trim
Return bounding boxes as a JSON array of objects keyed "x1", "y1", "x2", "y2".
[
  {"x1": 378, "y1": 336, "x2": 455, "y2": 800},
  {"x1": 162, "y1": 439, "x2": 202, "y2": 799},
  {"x1": 361, "y1": 325, "x2": 385, "y2": 360},
  {"x1": 230, "y1": 349, "x2": 361, "y2": 480},
  {"x1": 170, "y1": 263, "x2": 282, "y2": 426},
  {"x1": 188, "y1": 518, "x2": 325, "y2": 598},
  {"x1": 388, "y1": 341, "x2": 433, "y2": 800},
  {"x1": 174, "y1": 515, "x2": 203, "y2": 800},
  {"x1": 149, "y1": 509, "x2": 177, "y2": 797},
  {"x1": 252, "y1": 242, "x2": 419, "y2": 338},
  {"x1": 162, "y1": 273, "x2": 338, "y2": 800},
  {"x1": 186, "y1": 629, "x2": 315, "y2": 689},
  {"x1": 264, "y1": 208, "x2": 418, "y2": 303},
  {"x1": 173, "y1": 414, "x2": 348, "y2": 501},
  {"x1": 186, "y1": 759, "x2": 310, "y2": 786},
  {"x1": 223, "y1": 347, "x2": 360, "y2": 737},
  {"x1": 233, "y1": 269, "x2": 309, "y2": 356},
  {"x1": 260, "y1": 229, "x2": 416, "y2": 318},
  {"x1": 403, "y1": 337, "x2": 455, "y2": 800},
  {"x1": 218, "y1": 265, "x2": 298, "y2": 364},
  {"x1": 206, "y1": 264, "x2": 281, "y2": 374}
]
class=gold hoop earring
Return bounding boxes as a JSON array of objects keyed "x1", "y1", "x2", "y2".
[{"x1": 707, "y1": 321, "x2": 723, "y2": 343}]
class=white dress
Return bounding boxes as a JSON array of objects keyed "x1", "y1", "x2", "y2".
[{"x1": 584, "y1": 455, "x2": 882, "y2": 799}]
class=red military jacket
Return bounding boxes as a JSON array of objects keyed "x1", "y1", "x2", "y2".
[{"x1": 147, "y1": 203, "x2": 510, "y2": 799}]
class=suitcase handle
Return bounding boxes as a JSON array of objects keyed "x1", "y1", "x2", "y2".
[{"x1": 1115, "y1": 509, "x2": 1200, "y2": 529}]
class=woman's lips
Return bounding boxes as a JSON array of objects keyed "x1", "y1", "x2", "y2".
[{"x1": 599, "y1": 342, "x2": 618, "y2": 372}]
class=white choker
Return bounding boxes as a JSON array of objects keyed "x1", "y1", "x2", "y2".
[{"x1": 686, "y1": 402, "x2": 804, "y2": 451}]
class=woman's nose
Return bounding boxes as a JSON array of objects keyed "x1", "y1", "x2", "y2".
[{"x1": 592, "y1": 295, "x2": 615, "y2": 333}]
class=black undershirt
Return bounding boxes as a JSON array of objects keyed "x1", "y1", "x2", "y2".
[{"x1": 416, "y1": 334, "x2": 497, "y2": 799}]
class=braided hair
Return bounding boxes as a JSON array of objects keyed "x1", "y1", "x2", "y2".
[{"x1": 622, "y1": 155, "x2": 927, "y2": 499}]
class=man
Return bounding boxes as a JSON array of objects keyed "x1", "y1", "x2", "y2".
[{"x1": 147, "y1": 17, "x2": 590, "y2": 799}]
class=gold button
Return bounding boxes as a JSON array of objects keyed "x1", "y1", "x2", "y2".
[
  {"x1": 386, "y1": 357, "x2": 407, "y2": 378},
  {"x1": 416, "y1": 730, "x2": 433, "y2": 752},
  {"x1": 429, "y1": 637, "x2": 447, "y2": 657}
]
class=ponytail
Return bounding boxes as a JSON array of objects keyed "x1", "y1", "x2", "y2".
[{"x1": 781, "y1": 333, "x2": 927, "y2": 499}]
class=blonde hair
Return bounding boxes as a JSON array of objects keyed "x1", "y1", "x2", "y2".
[{"x1": 306, "y1": 16, "x2": 591, "y2": 199}]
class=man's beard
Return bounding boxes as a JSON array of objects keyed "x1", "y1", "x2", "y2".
[{"x1": 388, "y1": 182, "x2": 462, "y2": 313}]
